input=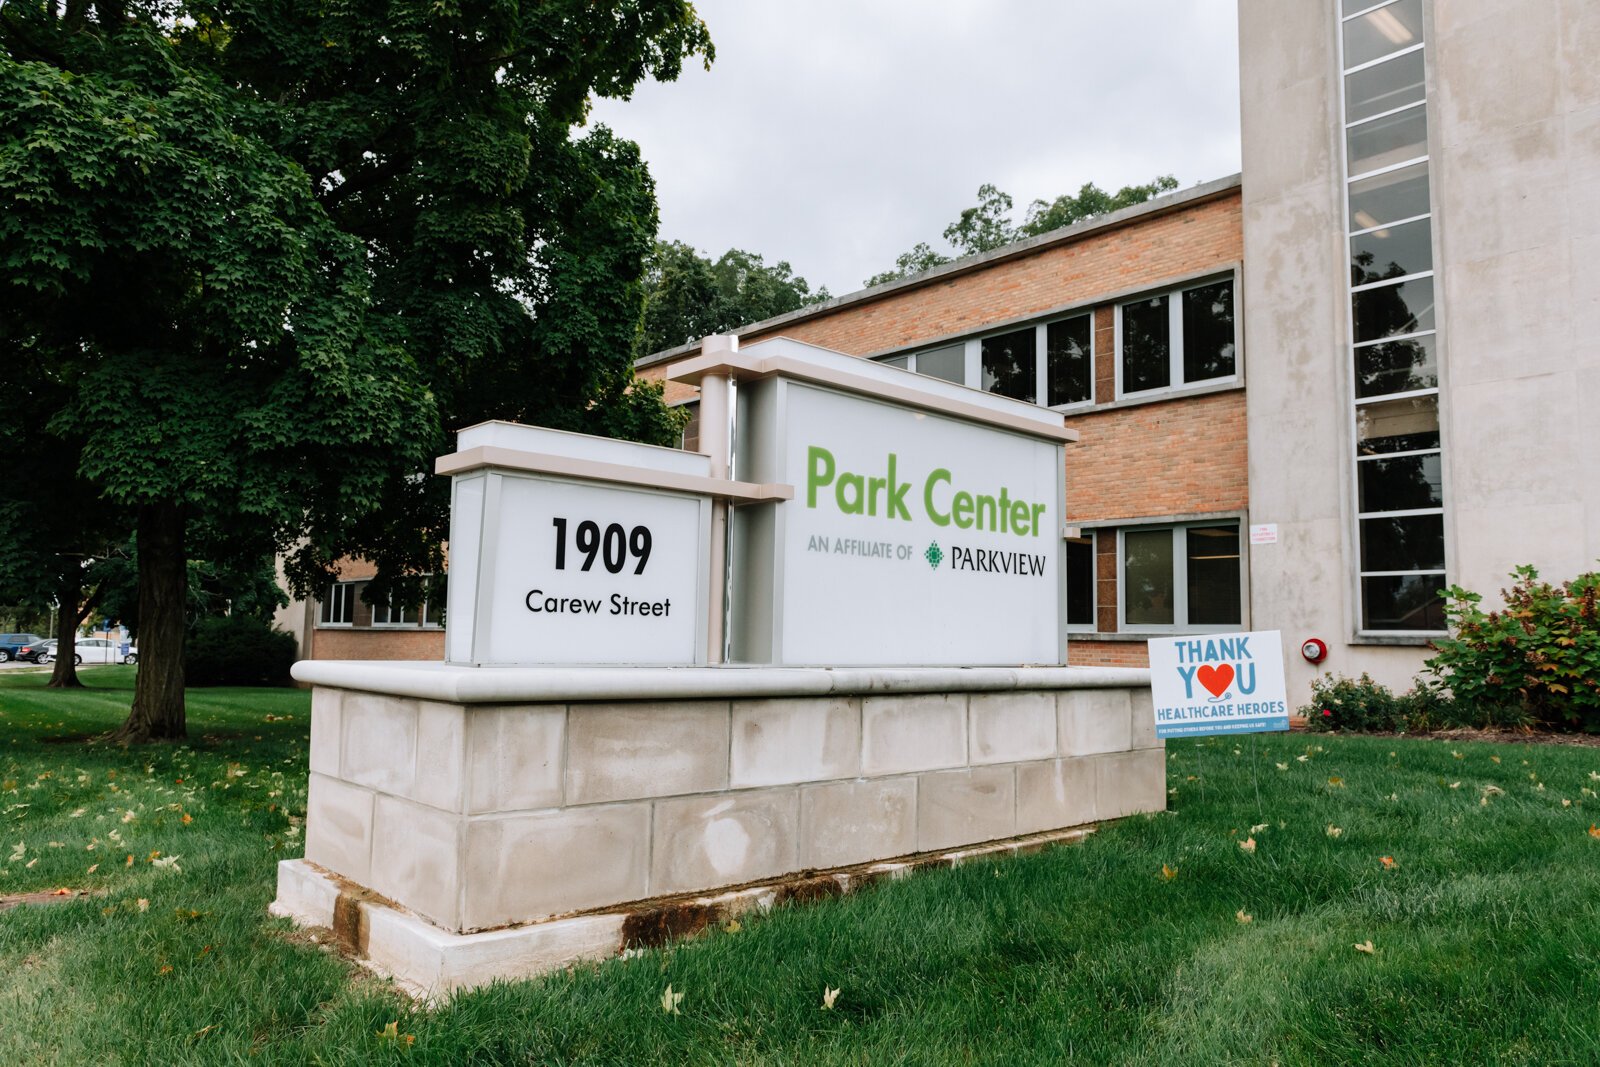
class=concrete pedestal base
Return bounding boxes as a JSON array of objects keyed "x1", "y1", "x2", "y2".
[
  {"x1": 276, "y1": 662, "x2": 1162, "y2": 992},
  {"x1": 272, "y1": 823, "x2": 1098, "y2": 997}
]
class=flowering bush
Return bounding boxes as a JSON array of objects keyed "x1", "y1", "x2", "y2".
[
  {"x1": 1302, "y1": 672, "x2": 1406, "y2": 733},
  {"x1": 1423, "y1": 565, "x2": 1600, "y2": 732}
]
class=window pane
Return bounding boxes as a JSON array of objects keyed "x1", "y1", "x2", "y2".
[
  {"x1": 1124, "y1": 529, "x2": 1174, "y2": 627},
  {"x1": 882, "y1": 355, "x2": 909, "y2": 369},
  {"x1": 1066, "y1": 537, "x2": 1094, "y2": 626},
  {"x1": 981, "y1": 328, "x2": 1036, "y2": 403},
  {"x1": 1046, "y1": 316, "x2": 1092, "y2": 406},
  {"x1": 1360, "y1": 513, "x2": 1445, "y2": 571},
  {"x1": 1362, "y1": 573, "x2": 1446, "y2": 630},
  {"x1": 1356, "y1": 394, "x2": 1439, "y2": 454},
  {"x1": 1351, "y1": 216, "x2": 1432, "y2": 286},
  {"x1": 1186, "y1": 525, "x2": 1241, "y2": 626},
  {"x1": 1120, "y1": 295, "x2": 1170, "y2": 394},
  {"x1": 916, "y1": 344, "x2": 964, "y2": 384},
  {"x1": 1344, "y1": 48, "x2": 1425, "y2": 123},
  {"x1": 1358, "y1": 452, "x2": 1442, "y2": 512},
  {"x1": 1352, "y1": 275, "x2": 1434, "y2": 342},
  {"x1": 1342, "y1": 0, "x2": 1423, "y2": 70},
  {"x1": 1348, "y1": 162, "x2": 1431, "y2": 230},
  {"x1": 1346, "y1": 104, "x2": 1428, "y2": 177},
  {"x1": 1181, "y1": 280, "x2": 1235, "y2": 382},
  {"x1": 1355, "y1": 333, "x2": 1437, "y2": 397}
]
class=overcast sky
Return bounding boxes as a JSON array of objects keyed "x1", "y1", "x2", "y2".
[{"x1": 588, "y1": 0, "x2": 1242, "y2": 297}]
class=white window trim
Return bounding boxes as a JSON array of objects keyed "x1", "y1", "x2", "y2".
[
  {"x1": 1115, "y1": 520, "x2": 1246, "y2": 635},
  {"x1": 878, "y1": 308, "x2": 1097, "y2": 411},
  {"x1": 317, "y1": 581, "x2": 357, "y2": 628},
  {"x1": 1337, "y1": 0, "x2": 1449, "y2": 638},
  {"x1": 1114, "y1": 274, "x2": 1239, "y2": 401},
  {"x1": 1065, "y1": 531, "x2": 1097, "y2": 633}
]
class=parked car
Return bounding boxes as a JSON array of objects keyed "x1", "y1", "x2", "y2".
[
  {"x1": 15, "y1": 637, "x2": 53, "y2": 663},
  {"x1": 70, "y1": 637, "x2": 122, "y2": 665},
  {"x1": 123, "y1": 645, "x2": 138, "y2": 665},
  {"x1": 0, "y1": 633, "x2": 47, "y2": 663}
]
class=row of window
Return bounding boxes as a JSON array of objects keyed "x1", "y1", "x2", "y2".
[
  {"x1": 317, "y1": 580, "x2": 442, "y2": 629},
  {"x1": 877, "y1": 275, "x2": 1236, "y2": 408},
  {"x1": 1064, "y1": 521, "x2": 1243, "y2": 634},
  {"x1": 1340, "y1": 0, "x2": 1446, "y2": 633}
]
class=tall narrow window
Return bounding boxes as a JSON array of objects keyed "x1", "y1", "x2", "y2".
[
  {"x1": 1065, "y1": 534, "x2": 1095, "y2": 628},
  {"x1": 1340, "y1": 0, "x2": 1446, "y2": 632},
  {"x1": 1117, "y1": 277, "x2": 1237, "y2": 396}
]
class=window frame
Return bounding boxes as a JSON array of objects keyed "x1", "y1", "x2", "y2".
[
  {"x1": 1115, "y1": 520, "x2": 1247, "y2": 634},
  {"x1": 317, "y1": 581, "x2": 357, "y2": 628},
  {"x1": 1113, "y1": 273, "x2": 1240, "y2": 400},
  {"x1": 1338, "y1": 2, "x2": 1448, "y2": 637},
  {"x1": 1064, "y1": 531, "x2": 1097, "y2": 633},
  {"x1": 879, "y1": 310, "x2": 1097, "y2": 413}
]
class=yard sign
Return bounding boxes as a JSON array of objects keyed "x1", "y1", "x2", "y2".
[{"x1": 1146, "y1": 630, "x2": 1290, "y2": 739}]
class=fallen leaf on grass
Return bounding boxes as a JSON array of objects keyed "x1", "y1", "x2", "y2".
[
  {"x1": 375, "y1": 1021, "x2": 414, "y2": 1046},
  {"x1": 1354, "y1": 940, "x2": 1376, "y2": 955},
  {"x1": 1160, "y1": 864, "x2": 1179, "y2": 881},
  {"x1": 1326, "y1": 825, "x2": 1343, "y2": 838},
  {"x1": 661, "y1": 984, "x2": 685, "y2": 1015},
  {"x1": 8, "y1": 842, "x2": 23, "y2": 862},
  {"x1": 822, "y1": 987, "x2": 841, "y2": 1010},
  {"x1": 151, "y1": 855, "x2": 181, "y2": 872},
  {"x1": 1588, "y1": 825, "x2": 1600, "y2": 840},
  {"x1": 86, "y1": 864, "x2": 98, "y2": 874},
  {"x1": 724, "y1": 919, "x2": 741, "y2": 934},
  {"x1": 1328, "y1": 777, "x2": 1344, "y2": 788},
  {"x1": 1238, "y1": 837, "x2": 1257, "y2": 854},
  {"x1": 137, "y1": 898, "x2": 149, "y2": 912},
  {"x1": 1275, "y1": 763, "x2": 1288, "y2": 771},
  {"x1": 124, "y1": 855, "x2": 133, "y2": 867},
  {"x1": 1449, "y1": 782, "x2": 1461, "y2": 790},
  {"x1": 52, "y1": 887, "x2": 71, "y2": 896},
  {"x1": 121, "y1": 810, "x2": 136, "y2": 824},
  {"x1": 1452, "y1": 751, "x2": 1463, "y2": 760},
  {"x1": 1490, "y1": 756, "x2": 1501, "y2": 764},
  {"x1": 1236, "y1": 909, "x2": 1253, "y2": 924},
  {"x1": 158, "y1": 964, "x2": 173, "y2": 975},
  {"x1": 1380, "y1": 856, "x2": 1398, "y2": 869},
  {"x1": 1562, "y1": 799, "x2": 1572, "y2": 808},
  {"x1": 1250, "y1": 823, "x2": 1269, "y2": 834},
  {"x1": 1296, "y1": 755, "x2": 1309, "y2": 763},
  {"x1": 181, "y1": 813, "x2": 193, "y2": 826},
  {"x1": 193, "y1": 1024, "x2": 218, "y2": 1039}
]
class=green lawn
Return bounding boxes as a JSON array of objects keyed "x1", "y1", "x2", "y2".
[{"x1": 3, "y1": 670, "x2": 1600, "y2": 1065}]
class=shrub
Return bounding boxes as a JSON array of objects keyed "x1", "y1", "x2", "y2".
[
  {"x1": 185, "y1": 615, "x2": 297, "y2": 687},
  {"x1": 1303, "y1": 672, "x2": 1406, "y2": 732},
  {"x1": 1424, "y1": 565, "x2": 1600, "y2": 732}
]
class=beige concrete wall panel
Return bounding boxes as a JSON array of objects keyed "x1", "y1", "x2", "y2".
[
  {"x1": 1129, "y1": 689, "x2": 1162, "y2": 750},
  {"x1": 1436, "y1": 5, "x2": 1562, "y2": 147},
  {"x1": 967, "y1": 692, "x2": 1057, "y2": 766},
  {"x1": 917, "y1": 766, "x2": 1016, "y2": 852},
  {"x1": 1567, "y1": 105, "x2": 1600, "y2": 239},
  {"x1": 650, "y1": 791, "x2": 801, "y2": 896},
  {"x1": 369, "y1": 795, "x2": 462, "y2": 929},
  {"x1": 463, "y1": 804, "x2": 651, "y2": 929},
  {"x1": 465, "y1": 705, "x2": 565, "y2": 814},
  {"x1": 564, "y1": 702, "x2": 730, "y2": 805},
  {"x1": 1015, "y1": 758, "x2": 1097, "y2": 836},
  {"x1": 860, "y1": 694, "x2": 967, "y2": 776},
  {"x1": 308, "y1": 688, "x2": 342, "y2": 777},
  {"x1": 798, "y1": 778, "x2": 918, "y2": 869},
  {"x1": 304, "y1": 771, "x2": 374, "y2": 884},
  {"x1": 1437, "y1": 120, "x2": 1567, "y2": 267},
  {"x1": 729, "y1": 697, "x2": 860, "y2": 788},
  {"x1": 1095, "y1": 748, "x2": 1168, "y2": 821},
  {"x1": 1562, "y1": 0, "x2": 1600, "y2": 110},
  {"x1": 1058, "y1": 688, "x2": 1134, "y2": 756},
  {"x1": 340, "y1": 693, "x2": 418, "y2": 798}
]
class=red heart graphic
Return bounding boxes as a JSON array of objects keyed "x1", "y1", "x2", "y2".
[{"x1": 1197, "y1": 663, "x2": 1235, "y2": 698}]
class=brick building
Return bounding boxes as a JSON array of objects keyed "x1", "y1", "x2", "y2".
[{"x1": 637, "y1": 176, "x2": 1246, "y2": 668}]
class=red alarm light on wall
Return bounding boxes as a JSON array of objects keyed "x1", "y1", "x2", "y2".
[{"x1": 1300, "y1": 638, "x2": 1328, "y2": 665}]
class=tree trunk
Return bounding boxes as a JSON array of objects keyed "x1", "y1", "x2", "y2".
[
  {"x1": 46, "y1": 568, "x2": 84, "y2": 689},
  {"x1": 114, "y1": 504, "x2": 187, "y2": 742}
]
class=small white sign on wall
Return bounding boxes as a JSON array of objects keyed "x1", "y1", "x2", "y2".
[
  {"x1": 1147, "y1": 630, "x2": 1290, "y2": 739},
  {"x1": 1249, "y1": 523, "x2": 1279, "y2": 545}
]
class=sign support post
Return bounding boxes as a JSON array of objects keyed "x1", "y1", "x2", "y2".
[{"x1": 698, "y1": 334, "x2": 736, "y2": 664}]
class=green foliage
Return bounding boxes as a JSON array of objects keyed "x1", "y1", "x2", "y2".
[
  {"x1": 1424, "y1": 565, "x2": 1600, "y2": 732},
  {"x1": 183, "y1": 615, "x2": 296, "y2": 687},
  {"x1": 1020, "y1": 175, "x2": 1180, "y2": 236},
  {"x1": 1302, "y1": 671, "x2": 1531, "y2": 733},
  {"x1": 637, "y1": 241, "x2": 830, "y2": 356},
  {"x1": 864, "y1": 175, "x2": 1180, "y2": 286}
]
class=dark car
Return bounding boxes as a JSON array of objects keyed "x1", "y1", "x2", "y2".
[{"x1": 0, "y1": 633, "x2": 47, "y2": 663}]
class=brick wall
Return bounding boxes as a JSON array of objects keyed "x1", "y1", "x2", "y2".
[
  {"x1": 1068, "y1": 641, "x2": 1150, "y2": 668},
  {"x1": 311, "y1": 627, "x2": 445, "y2": 661}
]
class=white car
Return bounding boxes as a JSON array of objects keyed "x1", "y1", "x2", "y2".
[{"x1": 42, "y1": 637, "x2": 122, "y2": 666}]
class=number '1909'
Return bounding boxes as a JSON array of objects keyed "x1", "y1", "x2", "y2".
[{"x1": 551, "y1": 518, "x2": 652, "y2": 575}]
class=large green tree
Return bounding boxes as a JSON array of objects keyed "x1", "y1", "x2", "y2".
[
  {"x1": 865, "y1": 175, "x2": 1181, "y2": 286},
  {"x1": 637, "y1": 241, "x2": 829, "y2": 356},
  {"x1": 1, "y1": 1, "x2": 711, "y2": 740}
]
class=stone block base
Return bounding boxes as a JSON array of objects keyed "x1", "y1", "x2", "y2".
[{"x1": 272, "y1": 823, "x2": 1097, "y2": 997}]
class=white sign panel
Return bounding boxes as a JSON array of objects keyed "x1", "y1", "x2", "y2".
[
  {"x1": 1147, "y1": 630, "x2": 1290, "y2": 738},
  {"x1": 1249, "y1": 523, "x2": 1279, "y2": 545},
  {"x1": 772, "y1": 383, "x2": 1063, "y2": 666},
  {"x1": 456, "y1": 472, "x2": 707, "y2": 666}
]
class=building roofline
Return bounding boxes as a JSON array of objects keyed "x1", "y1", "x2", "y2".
[{"x1": 635, "y1": 172, "x2": 1243, "y2": 371}]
